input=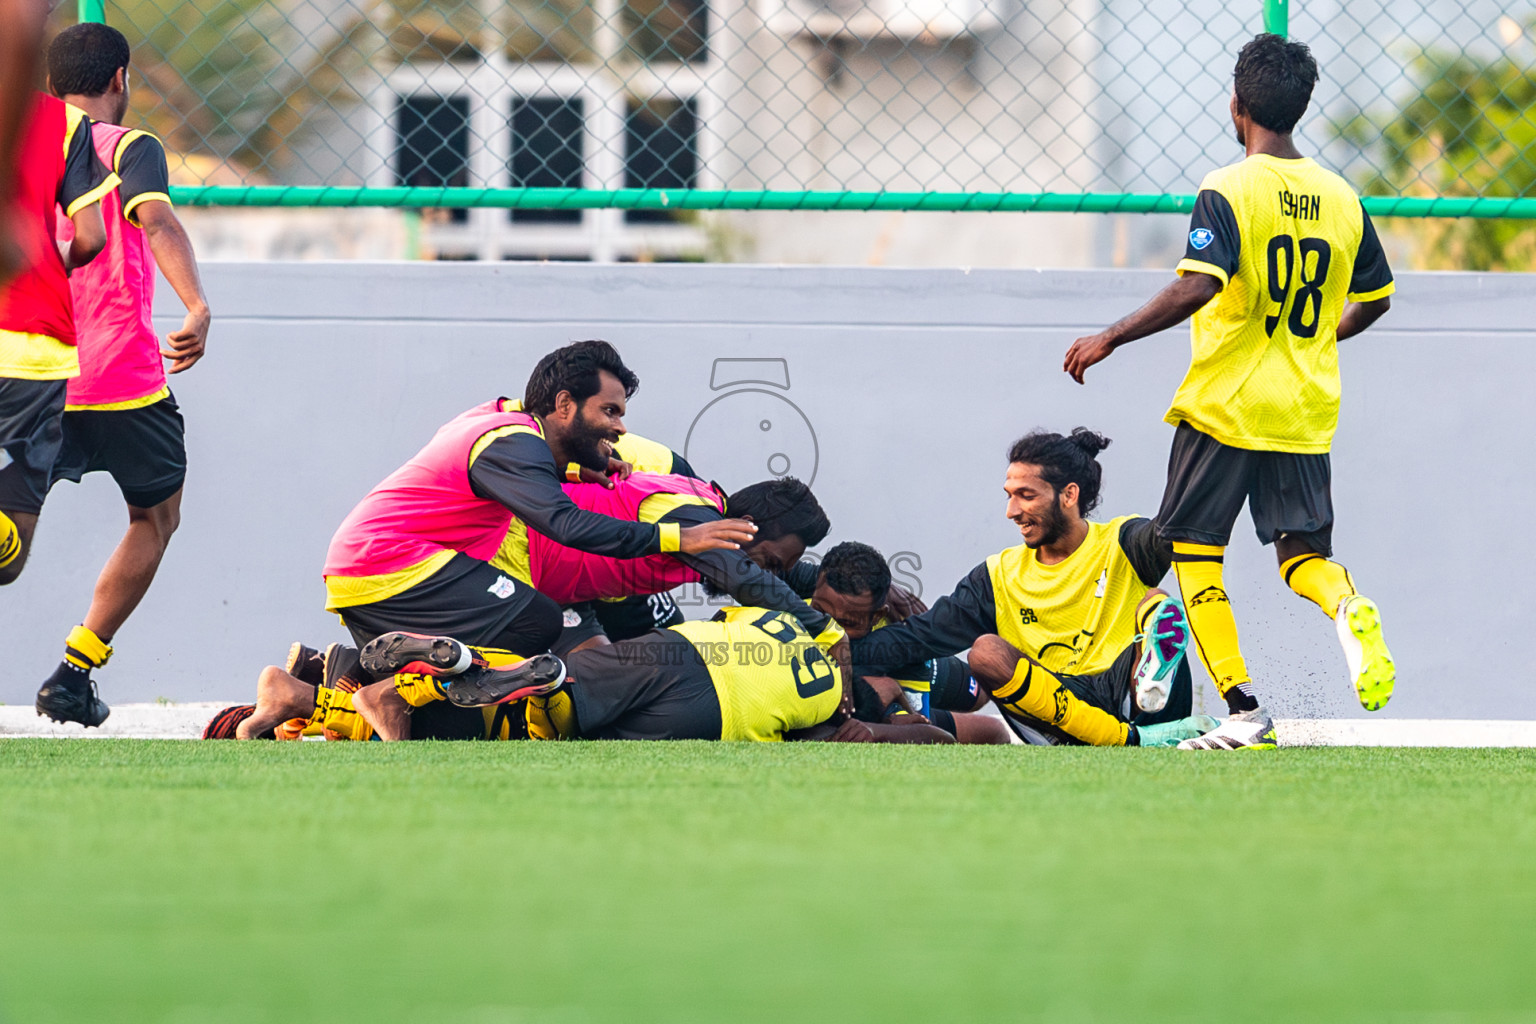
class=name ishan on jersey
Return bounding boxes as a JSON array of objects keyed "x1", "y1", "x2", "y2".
[{"x1": 1278, "y1": 190, "x2": 1322, "y2": 221}]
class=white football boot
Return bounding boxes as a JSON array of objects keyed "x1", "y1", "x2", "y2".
[{"x1": 1177, "y1": 706, "x2": 1278, "y2": 750}]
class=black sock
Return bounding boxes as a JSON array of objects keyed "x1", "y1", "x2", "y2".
[{"x1": 1224, "y1": 682, "x2": 1260, "y2": 714}]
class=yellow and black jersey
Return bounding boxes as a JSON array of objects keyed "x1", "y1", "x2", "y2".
[
  {"x1": 670, "y1": 606, "x2": 846, "y2": 741},
  {"x1": 611, "y1": 432, "x2": 698, "y2": 478},
  {"x1": 1169, "y1": 155, "x2": 1395, "y2": 454},
  {"x1": 851, "y1": 517, "x2": 1168, "y2": 678}
]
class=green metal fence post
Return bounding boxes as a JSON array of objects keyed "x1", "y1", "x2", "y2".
[
  {"x1": 1263, "y1": 0, "x2": 1288, "y2": 36},
  {"x1": 77, "y1": 0, "x2": 105, "y2": 22}
]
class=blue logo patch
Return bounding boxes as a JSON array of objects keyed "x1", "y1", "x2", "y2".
[{"x1": 1189, "y1": 228, "x2": 1214, "y2": 250}]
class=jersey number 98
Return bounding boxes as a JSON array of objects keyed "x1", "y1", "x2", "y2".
[{"x1": 1265, "y1": 234, "x2": 1333, "y2": 339}]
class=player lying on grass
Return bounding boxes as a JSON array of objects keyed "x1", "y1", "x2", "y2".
[
  {"x1": 851, "y1": 429, "x2": 1209, "y2": 747},
  {"x1": 321, "y1": 340, "x2": 755, "y2": 662},
  {"x1": 792, "y1": 540, "x2": 1011, "y2": 744},
  {"x1": 1063, "y1": 34, "x2": 1396, "y2": 750},
  {"x1": 209, "y1": 608, "x2": 956, "y2": 744}
]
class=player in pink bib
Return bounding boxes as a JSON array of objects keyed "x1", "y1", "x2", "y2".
[
  {"x1": 322, "y1": 341, "x2": 757, "y2": 661},
  {"x1": 34, "y1": 24, "x2": 211, "y2": 726}
]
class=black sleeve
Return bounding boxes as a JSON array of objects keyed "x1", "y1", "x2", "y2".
[
  {"x1": 1118, "y1": 517, "x2": 1172, "y2": 587},
  {"x1": 115, "y1": 134, "x2": 171, "y2": 224},
  {"x1": 59, "y1": 114, "x2": 114, "y2": 214},
  {"x1": 469, "y1": 432, "x2": 660, "y2": 558},
  {"x1": 850, "y1": 563, "x2": 998, "y2": 675},
  {"x1": 669, "y1": 451, "x2": 700, "y2": 479},
  {"x1": 1180, "y1": 188, "x2": 1240, "y2": 284},
  {"x1": 1349, "y1": 206, "x2": 1394, "y2": 298},
  {"x1": 660, "y1": 504, "x2": 831, "y2": 637},
  {"x1": 779, "y1": 560, "x2": 820, "y2": 600}
]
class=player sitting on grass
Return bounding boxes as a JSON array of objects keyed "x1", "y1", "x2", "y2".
[
  {"x1": 1062, "y1": 34, "x2": 1396, "y2": 751},
  {"x1": 802, "y1": 540, "x2": 1011, "y2": 744},
  {"x1": 321, "y1": 340, "x2": 755, "y2": 662},
  {"x1": 851, "y1": 429, "x2": 1210, "y2": 747},
  {"x1": 208, "y1": 608, "x2": 954, "y2": 744}
]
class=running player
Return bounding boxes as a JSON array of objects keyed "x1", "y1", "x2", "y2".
[
  {"x1": 321, "y1": 340, "x2": 755, "y2": 659},
  {"x1": 851, "y1": 429, "x2": 1205, "y2": 747},
  {"x1": 34, "y1": 24, "x2": 212, "y2": 727},
  {"x1": 806, "y1": 540, "x2": 1011, "y2": 744},
  {"x1": 1062, "y1": 34, "x2": 1396, "y2": 750},
  {"x1": 1, "y1": 90, "x2": 116, "y2": 720}
]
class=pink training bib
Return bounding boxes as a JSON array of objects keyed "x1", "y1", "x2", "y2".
[
  {"x1": 528, "y1": 473, "x2": 725, "y2": 604},
  {"x1": 324, "y1": 400, "x2": 543, "y2": 579},
  {"x1": 57, "y1": 121, "x2": 164, "y2": 407}
]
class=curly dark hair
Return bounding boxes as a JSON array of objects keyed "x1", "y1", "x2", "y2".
[
  {"x1": 726, "y1": 477, "x2": 830, "y2": 546},
  {"x1": 523, "y1": 340, "x2": 638, "y2": 417},
  {"x1": 48, "y1": 23, "x2": 130, "y2": 98},
  {"x1": 1233, "y1": 33, "x2": 1318, "y2": 134},
  {"x1": 818, "y1": 541, "x2": 891, "y2": 600}
]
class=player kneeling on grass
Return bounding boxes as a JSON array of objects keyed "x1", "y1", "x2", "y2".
[{"x1": 851, "y1": 429, "x2": 1214, "y2": 747}]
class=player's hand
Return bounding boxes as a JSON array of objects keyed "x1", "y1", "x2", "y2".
[
  {"x1": 1063, "y1": 332, "x2": 1116, "y2": 385},
  {"x1": 885, "y1": 711, "x2": 931, "y2": 726},
  {"x1": 860, "y1": 674, "x2": 904, "y2": 707},
  {"x1": 826, "y1": 718, "x2": 875, "y2": 743},
  {"x1": 678, "y1": 518, "x2": 756, "y2": 554},
  {"x1": 162, "y1": 306, "x2": 210, "y2": 374},
  {"x1": 607, "y1": 456, "x2": 633, "y2": 480},
  {"x1": 882, "y1": 583, "x2": 927, "y2": 621}
]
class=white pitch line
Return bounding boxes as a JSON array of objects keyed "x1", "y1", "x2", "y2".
[{"x1": 4, "y1": 705, "x2": 1536, "y2": 746}]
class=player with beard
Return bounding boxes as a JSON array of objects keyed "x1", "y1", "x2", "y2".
[
  {"x1": 321, "y1": 340, "x2": 755, "y2": 660},
  {"x1": 850, "y1": 429, "x2": 1209, "y2": 747}
]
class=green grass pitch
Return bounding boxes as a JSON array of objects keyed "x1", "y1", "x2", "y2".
[{"x1": 2, "y1": 741, "x2": 1533, "y2": 1023}]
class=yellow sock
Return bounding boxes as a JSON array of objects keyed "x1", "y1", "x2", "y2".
[
  {"x1": 1282, "y1": 553, "x2": 1356, "y2": 617},
  {"x1": 64, "y1": 624, "x2": 113, "y2": 671},
  {"x1": 314, "y1": 686, "x2": 375, "y2": 741},
  {"x1": 0, "y1": 511, "x2": 19, "y2": 569},
  {"x1": 1171, "y1": 543, "x2": 1253, "y2": 706},
  {"x1": 991, "y1": 657, "x2": 1129, "y2": 746},
  {"x1": 468, "y1": 646, "x2": 523, "y2": 670},
  {"x1": 393, "y1": 671, "x2": 448, "y2": 707},
  {"x1": 526, "y1": 688, "x2": 575, "y2": 740}
]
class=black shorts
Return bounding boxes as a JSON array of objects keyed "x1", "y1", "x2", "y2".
[
  {"x1": 1003, "y1": 644, "x2": 1193, "y2": 746},
  {"x1": 408, "y1": 700, "x2": 525, "y2": 741},
  {"x1": 52, "y1": 394, "x2": 186, "y2": 509},
  {"x1": 1156, "y1": 422, "x2": 1334, "y2": 554},
  {"x1": 338, "y1": 553, "x2": 562, "y2": 659},
  {"x1": 566, "y1": 629, "x2": 723, "y2": 741},
  {"x1": 0, "y1": 377, "x2": 66, "y2": 515},
  {"x1": 554, "y1": 603, "x2": 607, "y2": 658},
  {"x1": 931, "y1": 656, "x2": 982, "y2": 712},
  {"x1": 592, "y1": 592, "x2": 685, "y2": 643}
]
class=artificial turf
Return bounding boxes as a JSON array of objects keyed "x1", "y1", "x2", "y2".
[{"x1": 0, "y1": 741, "x2": 1532, "y2": 1023}]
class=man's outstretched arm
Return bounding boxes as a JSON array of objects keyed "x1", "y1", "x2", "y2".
[{"x1": 1063, "y1": 271, "x2": 1222, "y2": 384}]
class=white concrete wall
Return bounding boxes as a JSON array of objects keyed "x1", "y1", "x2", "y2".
[{"x1": 7, "y1": 263, "x2": 1529, "y2": 721}]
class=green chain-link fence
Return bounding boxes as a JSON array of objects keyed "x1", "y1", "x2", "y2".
[{"x1": 64, "y1": 0, "x2": 1536, "y2": 232}]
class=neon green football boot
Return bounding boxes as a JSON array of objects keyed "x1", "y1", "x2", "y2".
[{"x1": 1336, "y1": 595, "x2": 1395, "y2": 711}]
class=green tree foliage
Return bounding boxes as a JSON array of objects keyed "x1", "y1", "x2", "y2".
[{"x1": 1350, "y1": 44, "x2": 1536, "y2": 270}]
